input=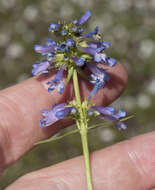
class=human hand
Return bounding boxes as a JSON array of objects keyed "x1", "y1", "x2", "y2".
[{"x1": 1, "y1": 63, "x2": 154, "y2": 190}]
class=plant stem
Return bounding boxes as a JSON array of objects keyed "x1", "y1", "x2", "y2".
[
  {"x1": 80, "y1": 125, "x2": 93, "y2": 190},
  {"x1": 73, "y1": 69, "x2": 82, "y2": 108},
  {"x1": 73, "y1": 69, "x2": 93, "y2": 190}
]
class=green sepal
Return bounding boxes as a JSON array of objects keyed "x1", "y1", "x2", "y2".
[
  {"x1": 55, "y1": 53, "x2": 64, "y2": 62},
  {"x1": 79, "y1": 41, "x2": 88, "y2": 47},
  {"x1": 82, "y1": 54, "x2": 92, "y2": 59}
]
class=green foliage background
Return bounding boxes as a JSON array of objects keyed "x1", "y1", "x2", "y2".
[{"x1": 0, "y1": 0, "x2": 155, "y2": 189}]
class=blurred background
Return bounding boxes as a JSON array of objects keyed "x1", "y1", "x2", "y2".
[{"x1": 0, "y1": 0, "x2": 155, "y2": 189}]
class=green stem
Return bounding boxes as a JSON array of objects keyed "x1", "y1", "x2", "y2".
[
  {"x1": 73, "y1": 69, "x2": 82, "y2": 107},
  {"x1": 80, "y1": 126, "x2": 93, "y2": 190},
  {"x1": 73, "y1": 69, "x2": 93, "y2": 190}
]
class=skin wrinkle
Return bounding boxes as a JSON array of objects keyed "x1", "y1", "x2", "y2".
[
  {"x1": 124, "y1": 135, "x2": 155, "y2": 190},
  {"x1": 0, "y1": 96, "x2": 21, "y2": 166},
  {"x1": 0, "y1": 93, "x2": 34, "y2": 155},
  {"x1": 6, "y1": 132, "x2": 155, "y2": 189}
]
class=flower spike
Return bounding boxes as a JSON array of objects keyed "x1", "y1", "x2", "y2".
[{"x1": 32, "y1": 10, "x2": 128, "y2": 190}]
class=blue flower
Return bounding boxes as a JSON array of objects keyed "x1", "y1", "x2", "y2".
[
  {"x1": 34, "y1": 38, "x2": 56, "y2": 54},
  {"x1": 47, "y1": 65, "x2": 65, "y2": 94},
  {"x1": 49, "y1": 23, "x2": 62, "y2": 32},
  {"x1": 87, "y1": 41, "x2": 110, "y2": 49},
  {"x1": 72, "y1": 19, "x2": 78, "y2": 24},
  {"x1": 61, "y1": 30, "x2": 68, "y2": 36},
  {"x1": 82, "y1": 26, "x2": 98, "y2": 38},
  {"x1": 46, "y1": 38, "x2": 57, "y2": 47},
  {"x1": 39, "y1": 103, "x2": 72, "y2": 127},
  {"x1": 92, "y1": 106, "x2": 127, "y2": 130},
  {"x1": 78, "y1": 10, "x2": 92, "y2": 25},
  {"x1": 34, "y1": 45, "x2": 55, "y2": 54},
  {"x1": 71, "y1": 26, "x2": 78, "y2": 32},
  {"x1": 66, "y1": 39, "x2": 75, "y2": 47},
  {"x1": 46, "y1": 52, "x2": 55, "y2": 61},
  {"x1": 73, "y1": 57, "x2": 85, "y2": 67},
  {"x1": 87, "y1": 63, "x2": 110, "y2": 98},
  {"x1": 57, "y1": 42, "x2": 69, "y2": 53},
  {"x1": 82, "y1": 47, "x2": 117, "y2": 67},
  {"x1": 32, "y1": 61, "x2": 51, "y2": 76}
]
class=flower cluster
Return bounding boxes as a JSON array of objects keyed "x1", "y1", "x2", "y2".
[{"x1": 33, "y1": 10, "x2": 127, "y2": 130}]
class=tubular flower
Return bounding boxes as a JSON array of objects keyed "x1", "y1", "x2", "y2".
[
  {"x1": 78, "y1": 10, "x2": 92, "y2": 25},
  {"x1": 82, "y1": 26, "x2": 99, "y2": 38},
  {"x1": 92, "y1": 106, "x2": 127, "y2": 130},
  {"x1": 47, "y1": 65, "x2": 65, "y2": 94},
  {"x1": 49, "y1": 23, "x2": 62, "y2": 32},
  {"x1": 32, "y1": 61, "x2": 51, "y2": 76},
  {"x1": 73, "y1": 57, "x2": 85, "y2": 67},
  {"x1": 82, "y1": 47, "x2": 117, "y2": 66},
  {"x1": 87, "y1": 63, "x2": 110, "y2": 98},
  {"x1": 40, "y1": 103, "x2": 73, "y2": 127},
  {"x1": 34, "y1": 45, "x2": 55, "y2": 54}
]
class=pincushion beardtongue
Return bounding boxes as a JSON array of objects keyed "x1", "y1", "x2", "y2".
[{"x1": 32, "y1": 10, "x2": 127, "y2": 190}]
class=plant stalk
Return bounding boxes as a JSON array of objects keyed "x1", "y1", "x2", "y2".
[{"x1": 73, "y1": 69, "x2": 93, "y2": 190}]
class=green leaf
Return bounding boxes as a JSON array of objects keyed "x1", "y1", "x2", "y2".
[
  {"x1": 35, "y1": 128, "x2": 79, "y2": 145},
  {"x1": 120, "y1": 114, "x2": 135, "y2": 122}
]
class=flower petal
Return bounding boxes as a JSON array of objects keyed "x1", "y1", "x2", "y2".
[
  {"x1": 73, "y1": 57, "x2": 85, "y2": 67},
  {"x1": 78, "y1": 10, "x2": 92, "y2": 25},
  {"x1": 49, "y1": 23, "x2": 62, "y2": 32},
  {"x1": 34, "y1": 45, "x2": 55, "y2": 54},
  {"x1": 32, "y1": 61, "x2": 50, "y2": 76}
]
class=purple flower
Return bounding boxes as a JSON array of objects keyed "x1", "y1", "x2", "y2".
[
  {"x1": 73, "y1": 57, "x2": 85, "y2": 67},
  {"x1": 72, "y1": 19, "x2": 78, "y2": 24},
  {"x1": 46, "y1": 52, "x2": 55, "y2": 61},
  {"x1": 92, "y1": 106, "x2": 127, "y2": 130},
  {"x1": 82, "y1": 26, "x2": 98, "y2": 38},
  {"x1": 88, "y1": 41, "x2": 110, "y2": 49},
  {"x1": 82, "y1": 47, "x2": 96, "y2": 56},
  {"x1": 82, "y1": 47, "x2": 117, "y2": 67},
  {"x1": 32, "y1": 61, "x2": 51, "y2": 76},
  {"x1": 49, "y1": 23, "x2": 62, "y2": 32},
  {"x1": 78, "y1": 10, "x2": 92, "y2": 25},
  {"x1": 61, "y1": 30, "x2": 68, "y2": 36},
  {"x1": 87, "y1": 63, "x2": 110, "y2": 98},
  {"x1": 46, "y1": 38, "x2": 57, "y2": 47},
  {"x1": 34, "y1": 38, "x2": 56, "y2": 54},
  {"x1": 34, "y1": 45, "x2": 55, "y2": 54},
  {"x1": 71, "y1": 26, "x2": 78, "y2": 32},
  {"x1": 47, "y1": 65, "x2": 65, "y2": 94},
  {"x1": 58, "y1": 42, "x2": 69, "y2": 53},
  {"x1": 66, "y1": 39, "x2": 75, "y2": 47},
  {"x1": 39, "y1": 103, "x2": 72, "y2": 127}
]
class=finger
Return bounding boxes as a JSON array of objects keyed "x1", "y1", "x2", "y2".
[
  {"x1": 0, "y1": 63, "x2": 127, "y2": 171},
  {"x1": 5, "y1": 132, "x2": 155, "y2": 190}
]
